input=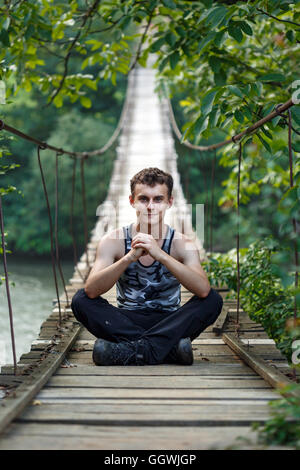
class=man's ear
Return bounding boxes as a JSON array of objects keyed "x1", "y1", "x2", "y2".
[
  {"x1": 168, "y1": 195, "x2": 174, "y2": 208},
  {"x1": 129, "y1": 194, "x2": 135, "y2": 207}
]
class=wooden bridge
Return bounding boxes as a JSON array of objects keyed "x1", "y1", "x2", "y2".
[{"x1": 0, "y1": 65, "x2": 296, "y2": 450}]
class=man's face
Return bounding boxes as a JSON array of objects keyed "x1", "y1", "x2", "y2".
[{"x1": 129, "y1": 183, "x2": 173, "y2": 228}]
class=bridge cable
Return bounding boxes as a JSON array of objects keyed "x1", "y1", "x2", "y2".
[
  {"x1": 70, "y1": 158, "x2": 85, "y2": 282},
  {"x1": 55, "y1": 151, "x2": 70, "y2": 308},
  {"x1": 209, "y1": 150, "x2": 217, "y2": 254},
  {"x1": 37, "y1": 145, "x2": 62, "y2": 326},
  {"x1": 235, "y1": 141, "x2": 242, "y2": 335},
  {"x1": 166, "y1": 95, "x2": 294, "y2": 151},
  {"x1": 0, "y1": 195, "x2": 18, "y2": 375},
  {"x1": 0, "y1": 70, "x2": 133, "y2": 159},
  {"x1": 80, "y1": 157, "x2": 90, "y2": 271}
]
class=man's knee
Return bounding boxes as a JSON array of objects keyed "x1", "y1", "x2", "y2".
[
  {"x1": 71, "y1": 288, "x2": 85, "y2": 309},
  {"x1": 208, "y1": 288, "x2": 223, "y2": 314},
  {"x1": 193, "y1": 288, "x2": 223, "y2": 322},
  {"x1": 71, "y1": 288, "x2": 89, "y2": 322}
]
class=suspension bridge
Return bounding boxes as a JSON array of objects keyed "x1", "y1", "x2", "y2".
[{"x1": 0, "y1": 63, "x2": 297, "y2": 450}]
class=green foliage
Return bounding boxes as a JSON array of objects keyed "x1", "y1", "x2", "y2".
[
  {"x1": 203, "y1": 237, "x2": 300, "y2": 362},
  {"x1": 0, "y1": 136, "x2": 21, "y2": 196},
  {"x1": 254, "y1": 383, "x2": 300, "y2": 449}
]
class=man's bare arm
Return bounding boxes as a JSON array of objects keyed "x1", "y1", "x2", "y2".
[
  {"x1": 84, "y1": 233, "x2": 143, "y2": 299},
  {"x1": 157, "y1": 237, "x2": 211, "y2": 298}
]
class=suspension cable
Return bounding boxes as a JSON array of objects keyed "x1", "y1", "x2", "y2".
[
  {"x1": 80, "y1": 157, "x2": 90, "y2": 271},
  {"x1": 0, "y1": 195, "x2": 17, "y2": 375},
  {"x1": 167, "y1": 97, "x2": 294, "y2": 152},
  {"x1": 37, "y1": 146, "x2": 62, "y2": 325},
  {"x1": 235, "y1": 141, "x2": 242, "y2": 335},
  {"x1": 0, "y1": 70, "x2": 134, "y2": 160},
  {"x1": 54, "y1": 152, "x2": 70, "y2": 308},
  {"x1": 70, "y1": 158, "x2": 85, "y2": 282},
  {"x1": 287, "y1": 109, "x2": 299, "y2": 324}
]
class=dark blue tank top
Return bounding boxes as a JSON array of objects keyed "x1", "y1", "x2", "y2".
[{"x1": 116, "y1": 223, "x2": 181, "y2": 312}]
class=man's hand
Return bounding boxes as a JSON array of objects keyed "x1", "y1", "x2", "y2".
[
  {"x1": 127, "y1": 245, "x2": 146, "y2": 262},
  {"x1": 131, "y1": 233, "x2": 163, "y2": 261}
]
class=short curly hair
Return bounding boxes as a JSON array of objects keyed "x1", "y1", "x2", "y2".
[{"x1": 130, "y1": 167, "x2": 173, "y2": 199}]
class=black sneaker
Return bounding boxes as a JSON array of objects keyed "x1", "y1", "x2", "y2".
[
  {"x1": 164, "y1": 338, "x2": 193, "y2": 365},
  {"x1": 93, "y1": 338, "x2": 145, "y2": 366}
]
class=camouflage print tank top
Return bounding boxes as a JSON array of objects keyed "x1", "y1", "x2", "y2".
[{"x1": 116, "y1": 223, "x2": 181, "y2": 312}]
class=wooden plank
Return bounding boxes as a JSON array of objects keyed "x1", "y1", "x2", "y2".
[
  {"x1": 36, "y1": 387, "x2": 277, "y2": 400},
  {"x1": 0, "y1": 322, "x2": 82, "y2": 435},
  {"x1": 45, "y1": 375, "x2": 270, "y2": 389},
  {"x1": 16, "y1": 403, "x2": 272, "y2": 425},
  {"x1": 0, "y1": 423, "x2": 260, "y2": 450},
  {"x1": 55, "y1": 363, "x2": 258, "y2": 376},
  {"x1": 212, "y1": 305, "x2": 229, "y2": 335},
  {"x1": 223, "y1": 333, "x2": 297, "y2": 396}
]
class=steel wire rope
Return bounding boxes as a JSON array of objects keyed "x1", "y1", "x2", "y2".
[
  {"x1": 37, "y1": 145, "x2": 62, "y2": 325},
  {"x1": 54, "y1": 151, "x2": 70, "y2": 308},
  {"x1": 0, "y1": 195, "x2": 17, "y2": 375}
]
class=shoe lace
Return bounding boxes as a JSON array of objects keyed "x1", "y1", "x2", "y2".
[{"x1": 112, "y1": 339, "x2": 144, "y2": 365}]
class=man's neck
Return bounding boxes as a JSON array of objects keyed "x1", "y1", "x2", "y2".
[{"x1": 134, "y1": 220, "x2": 167, "y2": 240}]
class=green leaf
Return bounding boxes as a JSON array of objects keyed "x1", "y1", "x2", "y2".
[
  {"x1": 162, "y1": 0, "x2": 177, "y2": 8},
  {"x1": 205, "y1": 6, "x2": 228, "y2": 28},
  {"x1": 259, "y1": 73, "x2": 286, "y2": 82},
  {"x1": 0, "y1": 29, "x2": 10, "y2": 46},
  {"x1": 208, "y1": 56, "x2": 221, "y2": 73},
  {"x1": 291, "y1": 106, "x2": 300, "y2": 126},
  {"x1": 80, "y1": 96, "x2": 92, "y2": 108},
  {"x1": 261, "y1": 126, "x2": 273, "y2": 140},
  {"x1": 197, "y1": 32, "x2": 215, "y2": 55},
  {"x1": 201, "y1": 89, "x2": 217, "y2": 116},
  {"x1": 256, "y1": 132, "x2": 272, "y2": 153},
  {"x1": 228, "y1": 23, "x2": 243, "y2": 43},
  {"x1": 165, "y1": 32, "x2": 177, "y2": 47},
  {"x1": 234, "y1": 109, "x2": 244, "y2": 123},
  {"x1": 2, "y1": 17, "x2": 10, "y2": 30},
  {"x1": 150, "y1": 37, "x2": 165, "y2": 53},
  {"x1": 169, "y1": 51, "x2": 180, "y2": 70},
  {"x1": 228, "y1": 85, "x2": 244, "y2": 99},
  {"x1": 214, "y1": 30, "x2": 225, "y2": 47},
  {"x1": 239, "y1": 21, "x2": 253, "y2": 36},
  {"x1": 53, "y1": 94, "x2": 63, "y2": 108},
  {"x1": 194, "y1": 115, "x2": 208, "y2": 137}
]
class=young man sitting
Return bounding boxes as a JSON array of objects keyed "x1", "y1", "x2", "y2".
[{"x1": 71, "y1": 167, "x2": 223, "y2": 366}]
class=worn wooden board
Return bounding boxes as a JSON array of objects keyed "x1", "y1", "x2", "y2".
[
  {"x1": 223, "y1": 333, "x2": 296, "y2": 394},
  {"x1": 36, "y1": 387, "x2": 277, "y2": 400},
  {"x1": 0, "y1": 322, "x2": 81, "y2": 435},
  {"x1": 0, "y1": 423, "x2": 260, "y2": 450},
  {"x1": 55, "y1": 363, "x2": 258, "y2": 376},
  {"x1": 16, "y1": 403, "x2": 272, "y2": 425},
  {"x1": 45, "y1": 375, "x2": 270, "y2": 389}
]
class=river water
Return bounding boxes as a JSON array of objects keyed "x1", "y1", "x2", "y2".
[{"x1": 0, "y1": 255, "x2": 74, "y2": 368}]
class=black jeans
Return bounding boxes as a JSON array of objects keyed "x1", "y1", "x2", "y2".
[{"x1": 71, "y1": 287, "x2": 223, "y2": 365}]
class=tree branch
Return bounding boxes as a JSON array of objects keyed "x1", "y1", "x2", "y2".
[
  {"x1": 256, "y1": 8, "x2": 300, "y2": 28},
  {"x1": 129, "y1": 9, "x2": 154, "y2": 72},
  {"x1": 46, "y1": 0, "x2": 101, "y2": 107}
]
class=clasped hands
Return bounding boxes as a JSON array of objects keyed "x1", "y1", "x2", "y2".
[{"x1": 129, "y1": 233, "x2": 163, "y2": 262}]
